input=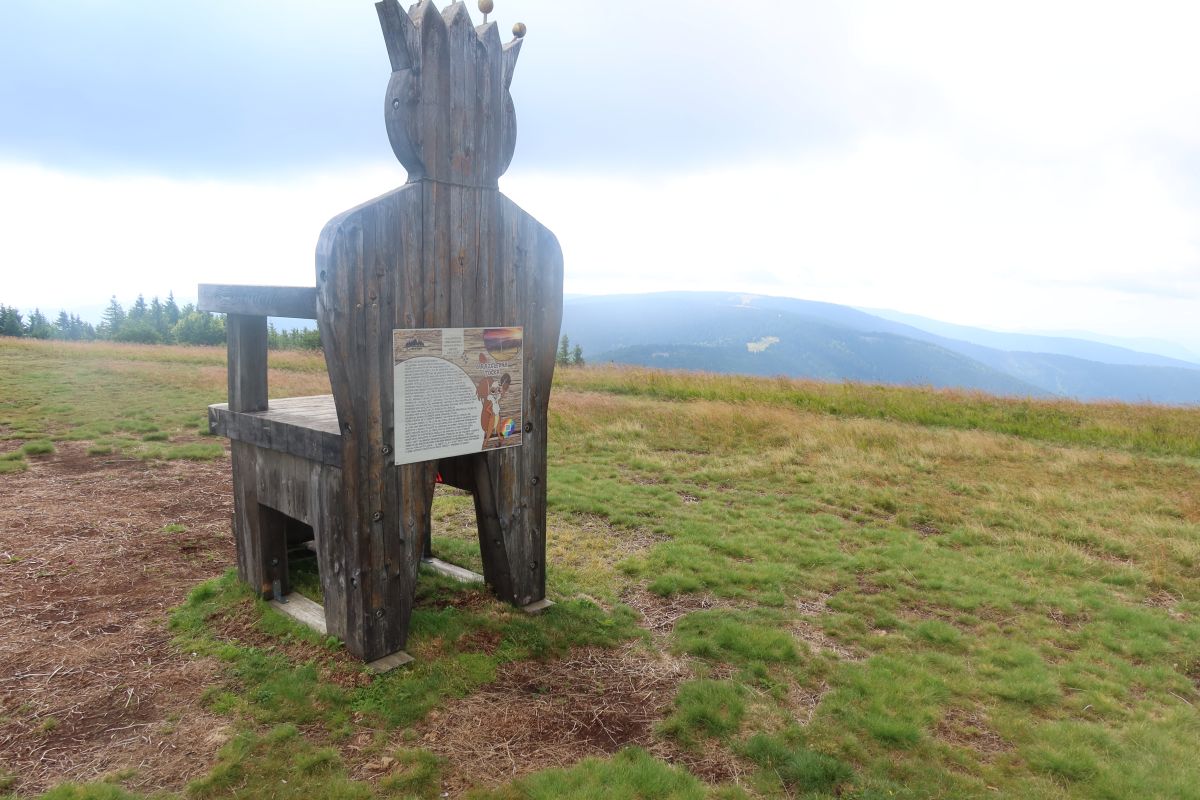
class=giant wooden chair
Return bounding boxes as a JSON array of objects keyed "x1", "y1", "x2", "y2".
[{"x1": 200, "y1": 0, "x2": 563, "y2": 667}]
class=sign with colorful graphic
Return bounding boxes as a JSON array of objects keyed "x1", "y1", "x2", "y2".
[{"x1": 392, "y1": 327, "x2": 523, "y2": 465}]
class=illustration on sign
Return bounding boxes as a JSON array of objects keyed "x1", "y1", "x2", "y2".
[{"x1": 392, "y1": 327, "x2": 523, "y2": 465}]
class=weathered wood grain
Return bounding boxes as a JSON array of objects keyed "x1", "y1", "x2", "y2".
[
  {"x1": 209, "y1": 1, "x2": 560, "y2": 664},
  {"x1": 210, "y1": 396, "x2": 342, "y2": 467},
  {"x1": 422, "y1": 557, "x2": 483, "y2": 583},
  {"x1": 225, "y1": 315, "x2": 268, "y2": 413},
  {"x1": 199, "y1": 284, "x2": 318, "y2": 320},
  {"x1": 230, "y1": 442, "x2": 290, "y2": 599},
  {"x1": 376, "y1": 0, "x2": 522, "y2": 188},
  {"x1": 270, "y1": 593, "x2": 328, "y2": 635},
  {"x1": 254, "y1": 448, "x2": 323, "y2": 526},
  {"x1": 316, "y1": 185, "x2": 561, "y2": 656}
]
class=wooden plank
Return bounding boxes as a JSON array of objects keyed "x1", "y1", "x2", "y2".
[
  {"x1": 270, "y1": 594, "x2": 328, "y2": 635},
  {"x1": 366, "y1": 650, "x2": 414, "y2": 673},
  {"x1": 421, "y1": 557, "x2": 484, "y2": 584},
  {"x1": 476, "y1": 22, "x2": 503, "y2": 186},
  {"x1": 209, "y1": 401, "x2": 343, "y2": 468},
  {"x1": 471, "y1": 452, "x2": 514, "y2": 602},
  {"x1": 226, "y1": 314, "x2": 268, "y2": 413},
  {"x1": 255, "y1": 448, "x2": 321, "y2": 526},
  {"x1": 445, "y1": 2, "x2": 473, "y2": 188},
  {"x1": 230, "y1": 441, "x2": 260, "y2": 590},
  {"x1": 199, "y1": 284, "x2": 317, "y2": 319},
  {"x1": 314, "y1": 463, "x2": 349, "y2": 643},
  {"x1": 317, "y1": 186, "x2": 432, "y2": 661},
  {"x1": 230, "y1": 442, "x2": 289, "y2": 599},
  {"x1": 521, "y1": 598, "x2": 554, "y2": 615},
  {"x1": 257, "y1": 504, "x2": 292, "y2": 599}
]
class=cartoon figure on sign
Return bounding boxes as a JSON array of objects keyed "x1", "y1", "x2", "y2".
[{"x1": 476, "y1": 373, "x2": 512, "y2": 444}]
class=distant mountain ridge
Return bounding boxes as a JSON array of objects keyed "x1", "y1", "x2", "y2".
[
  {"x1": 857, "y1": 307, "x2": 1200, "y2": 370},
  {"x1": 561, "y1": 292, "x2": 1200, "y2": 405}
]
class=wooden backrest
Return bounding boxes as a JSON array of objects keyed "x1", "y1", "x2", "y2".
[{"x1": 311, "y1": 1, "x2": 563, "y2": 657}]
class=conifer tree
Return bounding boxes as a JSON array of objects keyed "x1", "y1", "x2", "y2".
[
  {"x1": 1, "y1": 305, "x2": 25, "y2": 337},
  {"x1": 129, "y1": 294, "x2": 148, "y2": 322},
  {"x1": 165, "y1": 291, "x2": 181, "y2": 326},
  {"x1": 100, "y1": 296, "x2": 125, "y2": 338},
  {"x1": 150, "y1": 296, "x2": 167, "y2": 337},
  {"x1": 25, "y1": 309, "x2": 53, "y2": 339}
]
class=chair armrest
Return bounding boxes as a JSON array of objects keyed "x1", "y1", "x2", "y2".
[{"x1": 198, "y1": 284, "x2": 318, "y2": 320}]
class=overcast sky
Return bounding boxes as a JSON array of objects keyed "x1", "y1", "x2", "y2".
[{"x1": 1, "y1": 0, "x2": 1197, "y2": 352}]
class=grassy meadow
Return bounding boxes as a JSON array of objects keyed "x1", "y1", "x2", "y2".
[{"x1": 2, "y1": 338, "x2": 1199, "y2": 799}]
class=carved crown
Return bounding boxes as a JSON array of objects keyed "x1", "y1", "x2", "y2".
[{"x1": 376, "y1": 0, "x2": 524, "y2": 187}]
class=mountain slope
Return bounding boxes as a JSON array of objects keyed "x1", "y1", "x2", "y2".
[
  {"x1": 562, "y1": 293, "x2": 1200, "y2": 404},
  {"x1": 858, "y1": 306, "x2": 1200, "y2": 370}
]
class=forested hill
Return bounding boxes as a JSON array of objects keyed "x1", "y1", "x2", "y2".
[{"x1": 562, "y1": 293, "x2": 1200, "y2": 405}]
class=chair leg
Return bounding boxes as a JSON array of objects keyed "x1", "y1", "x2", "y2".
[
  {"x1": 230, "y1": 442, "x2": 288, "y2": 599},
  {"x1": 473, "y1": 448, "x2": 546, "y2": 609},
  {"x1": 314, "y1": 460, "x2": 433, "y2": 661}
]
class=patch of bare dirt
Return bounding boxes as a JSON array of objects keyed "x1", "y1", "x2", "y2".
[
  {"x1": 424, "y1": 587, "x2": 496, "y2": 613},
  {"x1": 620, "y1": 587, "x2": 738, "y2": 636},
  {"x1": 785, "y1": 680, "x2": 832, "y2": 725},
  {"x1": 568, "y1": 513, "x2": 667, "y2": 554},
  {"x1": 934, "y1": 706, "x2": 1012, "y2": 758},
  {"x1": 1047, "y1": 607, "x2": 1091, "y2": 631},
  {"x1": 626, "y1": 473, "x2": 664, "y2": 486},
  {"x1": 456, "y1": 629, "x2": 503, "y2": 656},
  {"x1": 399, "y1": 645, "x2": 692, "y2": 796},
  {"x1": 1143, "y1": 590, "x2": 1188, "y2": 620},
  {"x1": 0, "y1": 442, "x2": 236, "y2": 795},
  {"x1": 793, "y1": 593, "x2": 864, "y2": 661},
  {"x1": 855, "y1": 575, "x2": 886, "y2": 595}
]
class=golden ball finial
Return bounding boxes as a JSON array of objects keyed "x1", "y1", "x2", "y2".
[
  {"x1": 478, "y1": 0, "x2": 494, "y2": 15},
  {"x1": 512, "y1": 21, "x2": 527, "y2": 38}
]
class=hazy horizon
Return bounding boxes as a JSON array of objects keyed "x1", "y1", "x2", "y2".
[{"x1": 3, "y1": 1, "x2": 1197, "y2": 351}]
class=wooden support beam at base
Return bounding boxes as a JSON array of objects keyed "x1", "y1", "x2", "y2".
[
  {"x1": 422, "y1": 557, "x2": 484, "y2": 584},
  {"x1": 521, "y1": 598, "x2": 555, "y2": 614},
  {"x1": 270, "y1": 594, "x2": 413, "y2": 673},
  {"x1": 366, "y1": 650, "x2": 415, "y2": 673},
  {"x1": 270, "y1": 593, "x2": 327, "y2": 634}
]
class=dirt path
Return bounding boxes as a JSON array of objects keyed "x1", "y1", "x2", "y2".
[{"x1": 0, "y1": 443, "x2": 235, "y2": 795}]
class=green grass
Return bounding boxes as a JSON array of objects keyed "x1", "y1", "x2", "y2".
[
  {"x1": 5, "y1": 342, "x2": 1200, "y2": 800},
  {"x1": 556, "y1": 364, "x2": 1200, "y2": 459},
  {"x1": 466, "y1": 748, "x2": 719, "y2": 800},
  {"x1": 740, "y1": 733, "x2": 854, "y2": 795},
  {"x1": 659, "y1": 680, "x2": 746, "y2": 747},
  {"x1": 0, "y1": 339, "x2": 329, "y2": 461}
]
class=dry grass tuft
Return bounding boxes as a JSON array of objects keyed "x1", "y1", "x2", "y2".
[
  {"x1": 621, "y1": 587, "x2": 738, "y2": 636},
  {"x1": 934, "y1": 706, "x2": 1013, "y2": 759}
]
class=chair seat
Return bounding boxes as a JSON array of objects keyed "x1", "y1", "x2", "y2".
[{"x1": 209, "y1": 395, "x2": 342, "y2": 467}]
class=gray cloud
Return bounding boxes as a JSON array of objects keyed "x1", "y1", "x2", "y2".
[{"x1": 0, "y1": 1, "x2": 887, "y2": 178}]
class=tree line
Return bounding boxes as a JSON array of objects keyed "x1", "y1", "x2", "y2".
[
  {"x1": 0, "y1": 293, "x2": 320, "y2": 350},
  {"x1": 556, "y1": 335, "x2": 585, "y2": 367},
  {"x1": 3, "y1": 295, "x2": 581, "y2": 361}
]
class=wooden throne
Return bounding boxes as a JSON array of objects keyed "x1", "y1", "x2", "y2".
[{"x1": 200, "y1": 0, "x2": 563, "y2": 666}]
